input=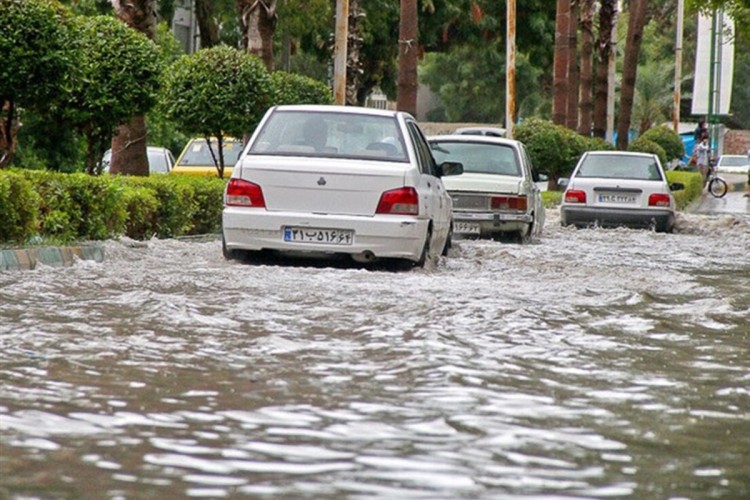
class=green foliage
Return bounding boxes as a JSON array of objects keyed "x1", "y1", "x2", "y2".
[
  {"x1": 0, "y1": 171, "x2": 40, "y2": 242},
  {"x1": 271, "y1": 71, "x2": 333, "y2": 106},
  {"x1": 627, "y1": 137, "x2": 668, "y2": 167},
  {"x1": 666, "y1": 170, "x2": 703, "y2": 210},
  {"x1": 21, "y1": 170, "x2": 128, "y2": 242},
  {"x1": 159, "y1": 46, "x2": 273, "y2": 175},
  {"x1": 0, "y1": 0, "x2": 73, "y2": 108},
  {"x1": 639, "y1": 126, "x2": 685, "y2": 161},
  {"x1": 516, "y1": 118, "x2": 619, "y2": 184},
  {"x1": 421, "y1": 44, "x2": 542, "y2": 123},
  {"x1": 0, "y1": 170, "x2": 227, "y2": 244},
  {"x1": 67, "y1": 15, "x2": 162, "y2": 171}
]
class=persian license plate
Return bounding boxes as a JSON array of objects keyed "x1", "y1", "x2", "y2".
[
  {"x1": 455, "y1": 222, "x2": 481, "y2": 234},
  {"x1": 598, "y1": 193, "x2": 636, "y2": 204},
  {"x1": 283, "y1": 227, "x2": 354, "y2": 245}
]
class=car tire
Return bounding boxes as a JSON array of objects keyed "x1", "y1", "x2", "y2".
[
  {"x1": 441, "y1": 223, "x2": 453, "y2": 257},
  {"x1": 415, "y1": 225, "x2": 432, "y2": 268},
  {"x1": 222, "y1": 235, "x2": 246, "y2": 261}
]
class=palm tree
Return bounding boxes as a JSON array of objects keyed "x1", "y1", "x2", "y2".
[
  {"x1": 592, "y1": 0, "x2": 617, "y2": 139},
  {"x1": 616, "y1": 0, "x2": 649, "y2": 150},
  {"x1": 578, "y1": 0, "x2": 595, "y2": 135},
  {"x1": 397, "y1": 0, "x2": 418, "y2": 115},
  {"x1": 552, "y1": 0, "x2": 571, "y2": 126},
  {"x1": 110, "y1": 0, "x2": 156, "y2": 176},
  {"x1": 566, "y1": 0, "x2": 580, "y2": 130}
]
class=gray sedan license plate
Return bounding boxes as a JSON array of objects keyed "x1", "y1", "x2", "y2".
[
  {"x1": 284, "y1": 227, "x2": 354, "y2": 245},
  {"x1": 455, "y1": 222, "x2": 480, "y2": 234},
  {"x1": 598, "y1": 193, "x2": 636, "y2": 204}
]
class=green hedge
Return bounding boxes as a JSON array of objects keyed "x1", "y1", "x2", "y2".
[
  {"x1": 666, "y1": 170, "x2": 703, "y2": 210},
  {"x1": 0, "y1": 169, "x2": 226, "y2": 245}
]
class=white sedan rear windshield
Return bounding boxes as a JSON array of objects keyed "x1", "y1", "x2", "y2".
[
  {"x1": 718, "y1": 156, "x2": 749, "y2": 167},
  {"x1": 430, "y1": 141, "x2": 521, "y2": 176},
  {"x1": 577, "y1": 155, "x2": 663, "y2": 181},
  {"x1": 249, "y1": 110, "x2": 408, "y2": 162}
]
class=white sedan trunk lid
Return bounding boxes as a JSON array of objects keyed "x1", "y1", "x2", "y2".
[{"x1": 238, "y1": 156, "x2": 408, "y2": 216}]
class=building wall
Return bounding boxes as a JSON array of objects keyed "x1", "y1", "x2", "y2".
[{"x1": 723, "y1": 130, "x2": 750, "y2": 156}]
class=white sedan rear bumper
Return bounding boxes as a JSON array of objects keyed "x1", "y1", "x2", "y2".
[{"x1": 223, "y1": 208, "x2": 429, "y2": 261}]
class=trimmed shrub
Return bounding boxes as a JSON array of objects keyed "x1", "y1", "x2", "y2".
[
  {"x1": 271, "y1": 71, "x2": 334, "y2": 106},
  {"x1": 0, "y1": 171, "x2": 40, "y2": 243},
  {"x1": 169, "y1": 176, "x2": 226, "y2": 235},
  {"x1": 639, "y1": 126, "x2": 685, "y2": 162},
  {"x1": 21, "y1": 171, "x2": 127, "y2": 242},
  {"x1": 628, "y1": 137, "x2": 668, "y2": 167},
  {"x1": 666, "y1": 170, "x2": 702, "y2": 210}
]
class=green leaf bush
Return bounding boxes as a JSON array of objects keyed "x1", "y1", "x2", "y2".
[
  {"x1": 639, "y1": 125, "x2": 685, "y2": 162},
  {"x1": 627, "y1": 137, "x2": 668, "y2": 167},
  {"x1": 0, "y1": 170, "x2": 228, "y2": 245},
  {"x1": 515, "y1": 118, "x2": 615, "y2": 187},
  {"x1": 271, "y1": 71, "x2": 334, "y2": 106}
]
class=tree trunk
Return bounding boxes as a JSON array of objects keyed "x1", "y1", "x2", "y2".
[
  {"x1": 566, "y1": 0, "x2": 580, "y2": 131},
  {"x1": 238, "y1": 0, "x2": 277, "y2": 71},
  {"x1": 110, "y1": 0, "x2": 156, "y2": 177},
  {"x1": 195, "y1": 0, "x2": 221, "y2": 48},
  {"x1": 616, "y1": 0, "x2": 649, "y2": 150},
  {"x1": 397, "y1": 0, "x2": 418, "y2": 116},
  {"x1": 552, "y1": 0, "x2": 570, "y2": 126},
  {"x1": 593, "y1": 0, "x2": 617, "y2": 139},
  {"x1": 0, "y1": 100, "x2": 19, "y2": 169},
  {"x1": 346, "y1": 0, "x2": 364, "y2": 106},
  {"x1": 578, "y1": 0, "x2": 595, "y2": 136}
]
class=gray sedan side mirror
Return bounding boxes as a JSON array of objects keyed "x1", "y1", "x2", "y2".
[{"x1": 669, "y1": 182, "x2": 685, "y2": 191}]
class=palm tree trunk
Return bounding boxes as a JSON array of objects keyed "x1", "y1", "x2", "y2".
[
  {"x1": 552, "y1": 0, "x2": 571, "y2": 126},
  {"x1": 593, "y1": 0, "x2": 617, "y2": 139},
  {"x1": 397, "y1": 0, "x2": 418, "y2": 116},
  {"x1": 110, "y1": 0, "x2": 156, "y2": 177},
  {"x1": 616, "y1": 0, "x2": 649, "y2": 150},
  {"x1": 566, "y1": 0, "x2": 580, "y2": 131},
  {"x1": 578, "y1": 0, "x2": 595, "y2": 135}
]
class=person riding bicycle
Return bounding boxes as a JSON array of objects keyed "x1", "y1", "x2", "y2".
[{"x1": 694, "y1": 136, "x2": 711, "y2": 185}]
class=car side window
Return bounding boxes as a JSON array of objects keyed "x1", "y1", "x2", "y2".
[
  {"x1": 406, "y1": 121, "x2": 437, "y2": 176},
  {"x1": 521, "y1": 144, "x2": 539, "y2": 182}
]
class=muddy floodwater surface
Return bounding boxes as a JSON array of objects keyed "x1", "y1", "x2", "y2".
[{"x1": 1, "y1": 209, "x2": 749, "y2": 499}]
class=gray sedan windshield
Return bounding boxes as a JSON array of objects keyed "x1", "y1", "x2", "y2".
[
  {"x1": 431, "y1": 142, "x2": 521, "y2": 176},
  {"x1": 577, "y1": 155, "x2": 663, "y2": 181}
]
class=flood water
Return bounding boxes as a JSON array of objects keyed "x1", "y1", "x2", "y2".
[{"x1": 1, "y1": 209, "x2": 749, "y2": 499}]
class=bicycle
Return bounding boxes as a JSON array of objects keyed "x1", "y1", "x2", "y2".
[{"x1": 705, "y1": 165, "x2": 728, "y2": 198}]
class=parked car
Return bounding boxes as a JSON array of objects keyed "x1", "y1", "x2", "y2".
[
  {"x1": 559, "y1": 151, "x2": 683, "y2": 233},
  {"x1": 221, "y1": 104, "x2": 463, "y2": 268},
  {"x1": 714, "y1": 154, "x2": 750, "y2": 174},
  {"x1": 427, "y1": 134, "x2": 546, "y2": 243},
  {"x1": 172, "y1": 137, "x2": 244, "y2": 177},
  {"x1": 101, "y1": 146, "x2": 175, "y2": 174},
  {"x1": 454, "y1": 126, "x2": 506, "y2": 138}
]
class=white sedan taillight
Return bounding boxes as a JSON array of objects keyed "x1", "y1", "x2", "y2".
[
  {"x1": 376, "y1": 187, "x2": 419, "y2": 215},
  {"x1": 648, "y1": 193, "x2": 671, "y2": 207},
  {"x1": 564, "y1": 190, "x2": 587, "y2": 204},
  {"x1": 225, "y1": 178, "x2": 266, "y2": 207}
]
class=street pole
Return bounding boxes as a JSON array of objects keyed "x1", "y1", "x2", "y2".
[
  {"x1": 333, "y1": 0, "x2": 349, "y2": 105},
  {"x1": 673, "y1": 0, "x2": 684, "y2": 133},
  {"x1": 505, "y1": 0, "x2": 516, "y2": 139}
]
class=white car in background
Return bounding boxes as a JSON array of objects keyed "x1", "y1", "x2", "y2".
[
  {"x1": 102, "y1": 146, "x2": 175, "y2": 174},
  {"x1": 222, "y1": 105, "x2": 463, "y2": 268},
  {"x1": 427, "y1": 134, "x2": 546, "y2": 243},
  {"x1": 714, "y1": 154, "x2": 750, "y2": 175},
  {"x1": 559, "y1": 151, "x2": 684, "y2": 233}
]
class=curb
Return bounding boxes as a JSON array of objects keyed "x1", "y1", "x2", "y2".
[{"x1": 0, "y1": 244, "x2": 104, "y2": 272}]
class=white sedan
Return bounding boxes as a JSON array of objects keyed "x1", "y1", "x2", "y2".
[
  {"x1": 560, "y1": 151, "x2": 683, "y2": 233},
  {"x1": 715, "y1": 154, "x2": 750, "y2": 175},
  {"x1": 427, "y1": 134, "x2": 546, "y2": 243},
  {"x1": 222, "y1": 105, "x2": 463, "y2": 268}
]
